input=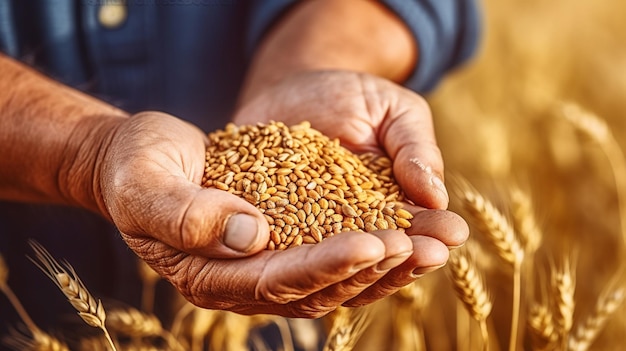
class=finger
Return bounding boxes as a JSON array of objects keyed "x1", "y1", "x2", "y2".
[
  {"x1": 402, "y1": 204, "x2": 470, "y2": 248},
  {"x1": 157, "y1": 231, "x2": 387, "y2": 317},
  {"x1": 378, "y1": 91, "x2": 449, "y2": 210},
  {"x1": 343, "y1": 234, "x2": 449, "y2": 307},
  {"x1": 284, "y1": 230, "x2": 412, "y2": 315},
  {"x1": 254, "y1": 232, "x2": 387, "y2": 306}
]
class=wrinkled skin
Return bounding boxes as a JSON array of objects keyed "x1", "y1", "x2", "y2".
[{"x1": 98, "y1": 71, "x2": 468, "y2": 318}]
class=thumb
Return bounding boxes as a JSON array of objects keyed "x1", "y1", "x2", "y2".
[
  {"x1": 381, "y1": 97, "x2": 449, "y2": 210},
  {"x1": 112, "y1": 181, "x2": 270, "y2": 259},
  {"x1": 177, "y1": 187, "x2": 270, "y2": 258}
]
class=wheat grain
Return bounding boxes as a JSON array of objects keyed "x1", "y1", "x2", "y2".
[{"x1": 202, "y1": 121, "x2": 413, "y2": 249}]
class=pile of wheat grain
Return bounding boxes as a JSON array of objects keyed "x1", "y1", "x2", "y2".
[{"x1": 202, "y1": 121, "x2": 412, "y2": 250}]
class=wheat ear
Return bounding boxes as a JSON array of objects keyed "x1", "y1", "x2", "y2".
[
  {"x1": 562, "y1": 103, "x2": 626, "y2": 247},
  {"x1": 527, "y1": 303, "x2": 559, "y2": 351},
  {"x1": 552, "y1": 256, "x2": 576, "y2": 349},
  {"x1": 459, "y1": 181, "x2": 523, "y2": 351},
  {"x1": 394, "y1": 282, "x2": 428, "y2": 351},
  {"x1": 108, "y1": 307, "x2": 184, "y2": 351},
  {"x1": 0, "y1": 254, "x2": 42, "y2": 336},
  {"x1": 136, "y1": 259, "x2": 160, "y2": 314},
  {"x1": 448, "y1": 250, "x2": 492, "y2": 351},
  {"x1": 323, "y1": 306, "x2": 372, "y2": 351},
  {"x1": 28, "y1": 240, "x2": 117, "y2": 351},
  {"x1": 459, "y1": 181, "x2": 524, "y2": 267},
  {"x1": 3, "y1": 328, "x2": 69, "y2": 351},
  {"x1": 509, "y1": 186, "x2": 542, "y2": 256},
  {"x1": 567, "y1": 287, "x2": 625, "y2": 351}
]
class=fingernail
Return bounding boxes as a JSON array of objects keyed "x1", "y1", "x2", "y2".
[
  {"x1": 224, "y1": 214, "x2": 260, "y2": 252},
  {"x1": 412, "y1": 263, "x2": 446, "y2": 277},
  {"x1": 374, "y1": 251, "x2": 412, "y2": 273},
  {"x1": 447, "y1": 243, "x2": 465, "y2": 250}
]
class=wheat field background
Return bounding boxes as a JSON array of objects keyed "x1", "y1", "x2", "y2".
[
  {"x1": 3, "y1": 0, "x2": 626, "y2": 350},
  {"x1": 419, "y1": 0, "x2": 626, "y2": 349}
]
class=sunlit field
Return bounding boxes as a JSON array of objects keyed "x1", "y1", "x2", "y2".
[{"x1": 3, "y1": 1, "x2": 626, "y2": 350}]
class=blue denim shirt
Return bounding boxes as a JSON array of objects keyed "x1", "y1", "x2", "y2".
[
  {"x1": 0, "y1": 0, "x2": 479, "y2": 131},
  {"x1": 0, "y1": 0, "x2": 480, "y2": 337}
]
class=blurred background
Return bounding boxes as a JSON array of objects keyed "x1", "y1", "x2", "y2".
[
  {"x1": 418, "y1": 0, "x2": 626, "y2": 349},
  {"x1": 5, "y1": 1, "x2": 626, "y2": 350}
]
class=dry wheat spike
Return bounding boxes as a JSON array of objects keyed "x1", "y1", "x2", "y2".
[
  {"x1": 136, "y1": 259, "x2": 161, "y2": 313},
  {"x1": 323, "y1": 306, "x2": 372, "y2": 351},
  {"x1": 448, "y1": 249, "x2": 492, "y2": 351},
  {"x1": 509, "y1": 186, "x2": 542, "y2": 255},
  {"x1": 459, "y1": 181, "x2": 524, "y2": 267},
  {"x1": 567, "y1": 287, "x2": 625, "y2": 351},
  {"x1": 457, "y1": 181, "x2": 523, "y2": 351},
  {"x1": 553, "y1": 256, "x2": 576, "y2": 348},
  {"x1": 527, "y1": 303, "x2": 559, "y2": 351},
  {"x1": 3, "y1": 328, "x2": 69, "y2": 351},
  {"x1": 448, "y1": 250, "x2": 492, "y2": 322},
  {"x1": 562, "y1": 103, "x2": 626, "y2": 246},
  {"x1": 106, "y1": 307, "x2": 163, "y2": 338},
  {"x1": 0, "y1": 253, "x2": 42, "y2": 335},
  {"x1": 28, "y1": 241, "x2": 118, "y2": 351}
]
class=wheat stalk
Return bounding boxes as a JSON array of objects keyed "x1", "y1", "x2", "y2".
[
  {"x1": 448, "y1": 250, "x2": 492, "y2": 351},
  {"x1": 136, "y1": 259, "x2": 160, "y2": 314},
  {"x1": 393, "y1": 282, "x2": 428, "y2": 351},
  {"x1": 458, "y1": 181, "x2": 524, "y2": 351},
  {"x1": 567, "y1": 287, "x2": 625, "y2": 351},
  {"x1": 562, "y1": 103, "x2": 626, "y2": 248},
  {"x1": 0, "y1": 254, "x2": 42, "y2": 336},
  {"x1": 28, "y1": 241, "x2": 117, "y2": 351},
  {"x1": 108, "y1": 307, "x2": 185, "y2": 351},
  {"x1": 3, "y1": 328, "x2": 69, "y2": 351},
  {"x1": 323, "y1": 306, "x2": 372, "y2": 351}
]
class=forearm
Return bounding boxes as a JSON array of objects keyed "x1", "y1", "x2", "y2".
[
  {"x1": 0, "y1": 54, "x2": 128, "y2": 213},
  {"x1": 239, "y1": 0, "x2": 417, "y2": 104}
]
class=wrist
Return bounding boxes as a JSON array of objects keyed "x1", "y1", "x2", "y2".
[
  {"x1": 57, "y1": 113, "x2": 127, "y2": 218},
  {"x1": 239, "y1": 0, "x2": 417, "y2": 104}
]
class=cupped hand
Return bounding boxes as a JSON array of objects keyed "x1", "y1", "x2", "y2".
[
  {"x1": 235, "y1": 70, "x2": 450, "y2": 210},
  {"x1": 234, "y1": 70, "x2": 470, "y2": 305},
  {"x1": 95, "y1": 103, "x2": 466, "y2": 318}
]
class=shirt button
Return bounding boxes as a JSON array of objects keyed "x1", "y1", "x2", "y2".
[{"x1": 98, "y1": 1, "x2": 128, "y2": 29}]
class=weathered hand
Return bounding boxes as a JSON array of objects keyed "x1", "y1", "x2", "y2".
[
  {"x1": 96, "y1": 111, "x2": 465, "y2": 317},
  {"x1": 234, "y1": 70, "x2": 469, "y2": 306},
  {"x1": 234, "y1": 70, "x2": 449, "y2": 210}
]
